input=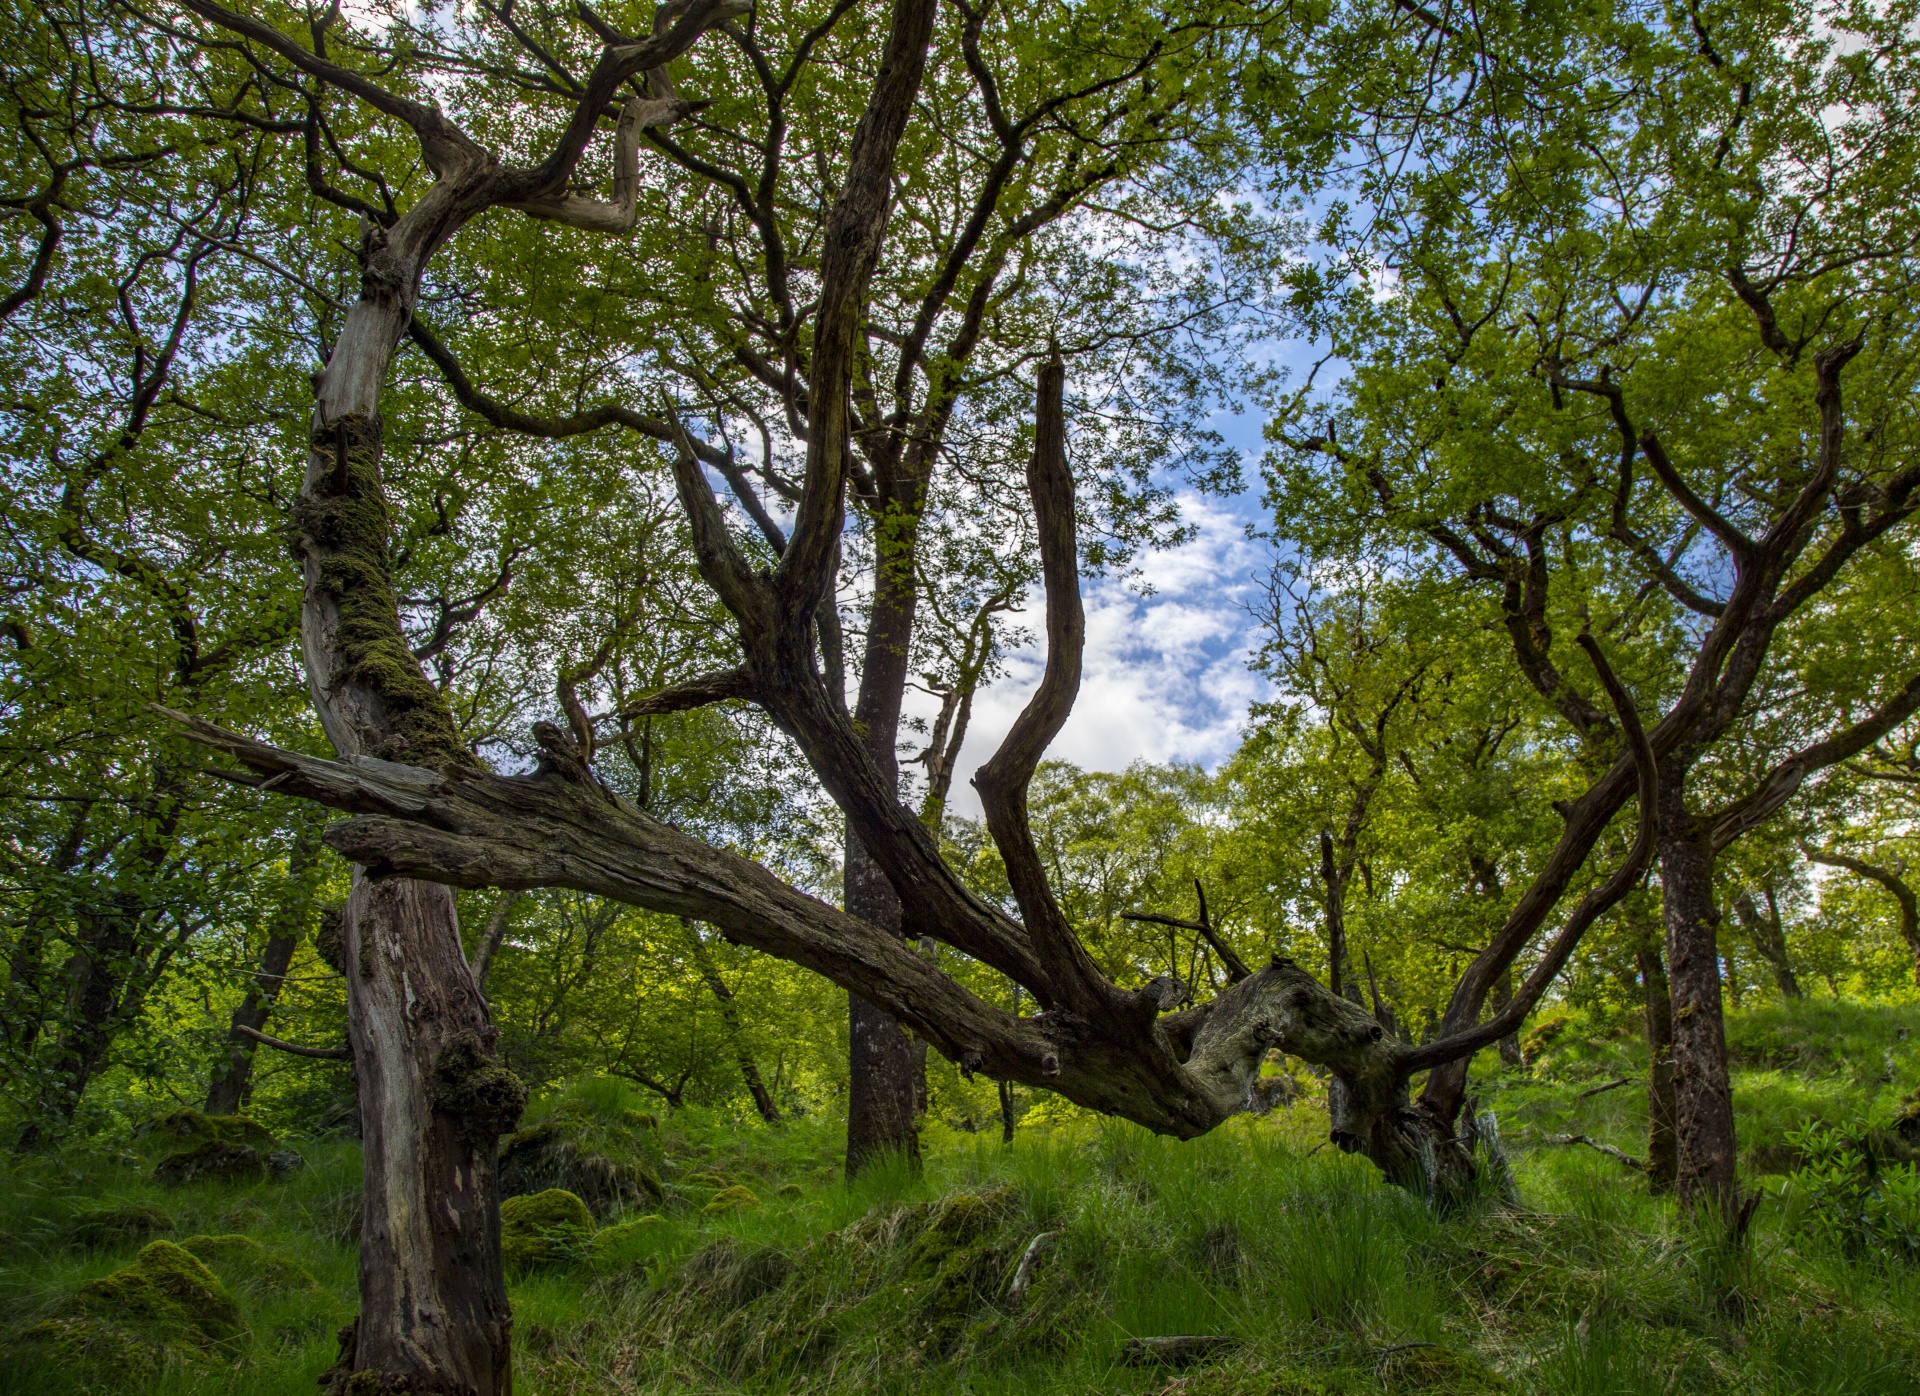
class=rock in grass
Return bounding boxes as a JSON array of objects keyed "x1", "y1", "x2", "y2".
[
  {"x1": 498, "y1": 1100, "x2": 664, "y2": 1216},
  {"x1": 154, "y1": 1139, "x2": 268, "y2": 1187},
  {"x1": 138, "y1": 1108, "x2": 276, "y2": 1153},
  {"x1": 702, "y1": 1184, "x2": 759, "y2": 1217},
  {"x1": 15, "y1": 1238, "x2": 249, "y2": 1381},
  {"x1": 1119, "y1": 1335, "x2": 1238, "y2": 1367},
  {"x1": 777, "y1": 1183, "x2": 804, "y2": 1200},
  {"x1": 65, "y1": 1203, "x2": 176, "y2": 1249},
  {"x1": 1375, "y1": 1343, "x2": 1511, "y2": 1392},
  {"x1": 180, "y1": 1233, "x2": 319, "y2": 1298},
  {"x1": 265, "y1": 1149, "x2": 305, "y2": 1176},
  {"x1": 500, "y1": 1189, "x2": 595, "y2": 1269}
]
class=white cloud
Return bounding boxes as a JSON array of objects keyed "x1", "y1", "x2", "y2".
[{"x1": 920, "y1": 492, "x2": 1273, "y2": 817}]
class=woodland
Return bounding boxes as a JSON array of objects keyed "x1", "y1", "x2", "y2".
[{"x1": 4, "y1": 0, "x2": 1920, "y2": 1390}]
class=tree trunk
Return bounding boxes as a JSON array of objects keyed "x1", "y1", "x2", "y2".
[
  {"x1": 1634, "y1": 927, "x2": 1679, "y2": 1192},
  {"x1": 331, "y1": 873, "x2": 522, "y2": 1396},
  {"x1": 17, "y1": 897, "x2": 138, "y2": 1149},
  {"x1": 1732, "y1": 892, "x2": 1801, "y2": 999},
  {"x1": 683, "y1": 919, "x2": 781, "y2": 1123},
  {"x1": 468, "y1": 890, "x2": 522, "y2": 995},
  {"x1": 1656, "y1": 767, "x2": 1739, "y2": 1219},
  {"x1": 845, "y1": 833, "x2": 921, "y2": 1174},
  {"x1": 842, "y1": 510, "x2": 927, "y2": 1174},
  {"x1": 302, "y1": 323, "x2": 524, "y2": 1393},
  {"x1": 998, "y1": 1077, "x2": 1016, "y2": 1144}
]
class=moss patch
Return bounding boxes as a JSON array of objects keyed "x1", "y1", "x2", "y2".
[
  {"x1": 428, "y1": 1030, "x2": 526, "y2": 1139},
  {"x1": 19, "y1": 1238, "x2": 251, "y2": 1377},
  {"x1": 293, "y1": 414, "x2": 478, "y2": 770},
  {"x1": 138, "y1": 1108, "x2": 276, "y2": 1154},
  {"x1": 500, "y1": 1188, "x2": 594, "y2": 1270}
]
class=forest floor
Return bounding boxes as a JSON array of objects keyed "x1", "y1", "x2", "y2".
[{"x1": 2, "y1": 998, "x2": 1919, "y2": 1395}]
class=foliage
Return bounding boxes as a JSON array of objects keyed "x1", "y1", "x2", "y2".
[{"x1": 1782, "y1": 1122, "x2": 1920, "y2": 1266}]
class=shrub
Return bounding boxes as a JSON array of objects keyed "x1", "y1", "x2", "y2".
[{"x1": 1784, "y1": 1120, "x2": 1920, "y2": 1263}]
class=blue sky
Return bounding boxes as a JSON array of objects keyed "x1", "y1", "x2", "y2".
[{"x1": 927, "y1": 407, "x2": 1278, "y2": 817}]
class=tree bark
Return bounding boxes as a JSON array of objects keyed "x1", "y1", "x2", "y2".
[
  {"x1": 1656, "y1": 766, "x2": 1739, "y2": 1218},
  {"x1": 1633, "y1": 920, "x2": 1679, "y2": 1192}
]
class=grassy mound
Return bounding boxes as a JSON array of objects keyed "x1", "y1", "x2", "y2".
[
  {"x1": 139, "y1": 1109, "x2": 277, "y2": 1154},
  {"x1": 63, "y1": 1203, "x2": 175, "y2": 1249},
  {"x1": 12, "y1": 1240, "x2": 247, "y2": 1388},
  {"x1": 180, "y1": 1234, "x2": 320, "y2": 1299}
]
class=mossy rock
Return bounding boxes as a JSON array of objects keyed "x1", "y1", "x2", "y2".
[
  {"x1": 11, "y1": 1315, "x2": 160, "y2": 1389},
  {"x1": 154, "y1": 1139, "x2": 269, "y2": 1187},
  {"x1": 703, "y1": 1184, "x2": 760, "y2": 1217},
  {"x1": 65, "y1": 1203, "x2": 175, "y2": 1249},
  {"x1": 20, "y1": 1239, "x2": 250, "y2": 1376},
  {"x1": 139, "y1": 1108, "x2": 276, "y2": 1154},
  {"x1": 686, "y1": 1169, "x2": 737, "y2": 1188},
  {"x1": 498, "y1": 1113, "x2": 664, "y2": 1217},
  {"x1": 181, "y1": 1233, "x2": 320, "y2": 1298},
  {"x1": 500, "y1": 1188, "x2": 594, "y2": 1270},
  {"x1": 777, "y1": 1182, "x2": 805, "y2": 1200},
  {"x1": 591, "y1": 1215, "x2": 662, "y2": 1261},
  {"x1": 907, "y1": 1188, "x2": 1014, "y2": 1280}
]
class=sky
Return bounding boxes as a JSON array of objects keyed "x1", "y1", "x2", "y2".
[{"x1": 918, "y1": 411, "x2": 1279, "y2": 818}]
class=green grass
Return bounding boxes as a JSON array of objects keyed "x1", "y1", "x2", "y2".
[{"x1": 5, "y1": 1002, "x2": 1920, "y2": 1394}]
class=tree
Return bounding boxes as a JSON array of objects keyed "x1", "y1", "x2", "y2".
[{"x1": 1266, "y1": 0, "x2": 1920, "y2": 1219}]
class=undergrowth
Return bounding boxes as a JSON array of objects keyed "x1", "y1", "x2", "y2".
[{"x1": 1, "y1": 999, "x2": 1918, "y2": 1394}]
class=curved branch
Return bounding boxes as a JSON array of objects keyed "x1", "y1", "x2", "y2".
[
  {"x1": 235, "y1": 1023, "x2": 350, "y2": 1059},
  {"x1": 971, "y1": 350, "x2": 1115, "y2": 1014}
]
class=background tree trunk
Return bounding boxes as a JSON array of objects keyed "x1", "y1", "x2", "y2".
[
  {"x1": 684, "y1": 919, "x2": 781, "y2": 1123},
  {"x1": 1657, "y1": 767, "x2": 1739, "y2": 1218},
  {"x1": 207, "y1": 826, "x2": 318, "y2": 1114},
  {"x1": 206, "y1": 926, "x2": 300, "y2": 1115}
]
